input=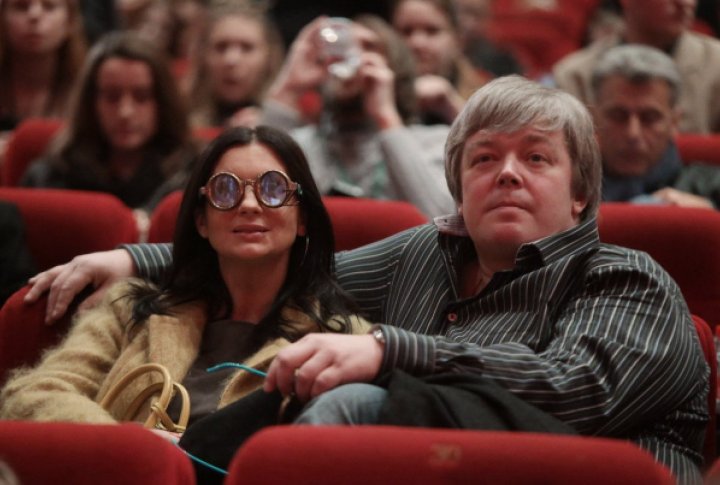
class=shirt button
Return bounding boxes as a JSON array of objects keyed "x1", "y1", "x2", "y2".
[{"x1": 447, "y1": 312, "x2": 457, "y2": 322}]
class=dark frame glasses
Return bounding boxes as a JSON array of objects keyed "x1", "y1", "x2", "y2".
[{"x1": 199, "y1": 170, "x2": 302, "y2": 210}]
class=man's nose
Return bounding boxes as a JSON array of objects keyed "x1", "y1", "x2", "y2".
[
  {"x1": 496, "y1": 156, "x2": 522, "y2": 187},
  {"x1": 626, "y1": 115, "x2": 643, "y2": 138}
]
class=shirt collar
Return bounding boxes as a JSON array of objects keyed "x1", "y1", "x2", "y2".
[{"x1": 435, "y1": 213, "x2": 599, "y2": 269}]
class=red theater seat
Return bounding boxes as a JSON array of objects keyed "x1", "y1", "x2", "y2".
[
  {"x1": 226, "y1": 426, "x2": 674, "y2": 485},
  {"x1": 0, "y1": 421, "x2": 194, "y2": 485},
  {"x1": 676, "y1": 134, "x2": 720, "y2": 166},
  {"x1": 598, "y1": 203, "x2": 720, "y2": 331},
  {"x1": 0, "y1": 188, "x2": 139, "y2": 271},
  {"x1": 2, "y1": 118, "x2": 62, "y2": 186}
]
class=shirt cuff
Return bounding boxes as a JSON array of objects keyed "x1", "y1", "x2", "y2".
[
  {"x1": 378, "y1": 324, "x2": 436, "y2": 376},
  {"x1": 119, "y1": 243, "x2": 172, "y2": 282}
]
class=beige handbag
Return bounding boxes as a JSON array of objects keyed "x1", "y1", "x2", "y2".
[{"x1": 100, "y1": 363, "x2": 191, "y2": 433}]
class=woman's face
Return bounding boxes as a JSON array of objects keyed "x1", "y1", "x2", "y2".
[
  {"x1": 392, "y1": 0, "x2": 459, "y2": 76},
  {"x1": 206, "y1": 15, "x2": 271, "y2": 105},
  {"x1": 4, "y1": 0, "x2": 70, "y2": 56},
  {"x1": 95, "y1": 57, "x2": 158, "y2": 153},
  {"x1": 196, "y1": 143, "x2": 306, "y2": 267}
]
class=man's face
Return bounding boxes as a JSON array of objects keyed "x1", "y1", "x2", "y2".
[
  {"x1": 459, "y1": 127, "x2": 586, "y2": 264},
  {"x1": 594, "y1": 75, "x2": 678, "y2": 177}
]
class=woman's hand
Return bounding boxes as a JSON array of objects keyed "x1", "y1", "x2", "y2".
[
  {"x1": 24, "y1": 249, "x2": 136, "y2": 324},
  {"x1": 414, "y1": 74, "x2": 464, "y2": 123}
]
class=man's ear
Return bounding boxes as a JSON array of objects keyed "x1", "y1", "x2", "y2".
[
  {"x1": 195, "y1": 210, "x2": 208, "y2": 239},
  {"x1": 571, "y1": 194, "x2": 588, "y2": 220}
]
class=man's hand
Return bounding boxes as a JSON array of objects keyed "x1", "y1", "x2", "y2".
[
  {"x1": 264, "y1": 334, "x2": 383, "y2": 402},
  {"x1": 360, "y1": 52, "x2": 403, "y2": 130},
  {"x1": 652, "y1": 188, "x2": 715, "y2": 209},
  {"x1": 24, "y1": 249, "x2": 136, "y2": 324}
]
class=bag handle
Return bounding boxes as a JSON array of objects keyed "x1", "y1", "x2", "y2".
[{"x1": 99, "y1": 363, "x2": 190, "y2": 432}]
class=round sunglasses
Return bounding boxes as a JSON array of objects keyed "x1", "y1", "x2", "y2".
[{"x1": 199, "y1": 170, "x2": 302, "y2": 210}]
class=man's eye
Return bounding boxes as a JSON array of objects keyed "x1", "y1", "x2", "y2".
[{"x1": 528, "y1": 153, "x2": 548, "y2": 163}]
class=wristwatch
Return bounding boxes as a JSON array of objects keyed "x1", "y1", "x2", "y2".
[{"x1": 370, "y1": 325, "x2": 386, "y2": 345}]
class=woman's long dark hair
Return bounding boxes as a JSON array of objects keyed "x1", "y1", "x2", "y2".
[
  {"x1": 47, "y1": 31, "x2": 192, "y2": 185},
  {"x1": 131, "y1": 125, "x2": 356, "y2": 340}
]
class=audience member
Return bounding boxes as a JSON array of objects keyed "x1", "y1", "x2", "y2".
[
  {"x1": 390, "y1": 0, "x2": 491, "y2": 124},
  {"x1": 23, "y1": 76, "x2": 708, "y2": 484},
  {"x1": 553, "y1": 0, "x2": 720, "y2": 133},
  {"x1": 0, "y1": 0, "x2": 87, "y2": 165},
  {"x1": 262, "y1": 15, "x2": 455, "y2": 218},
  {"x1": 452, "y1": 0, "x2": 524, "y2": 77},
  {"x1": 592, "y1": 44, "x2": 720, "y2": 208},
  {"x1": 21, "y1": 32, "x2": 198, "y2": 217},
  {"x1": 0, "y1": 126, "x2": 369, "y2": 477},
  {"x1": 185, "y1": 2, "x2": 284, "y2": 128}
]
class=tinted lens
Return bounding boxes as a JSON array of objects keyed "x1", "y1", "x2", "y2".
[
  {"x1": 209, "y1": 173, "x2": 241, "y2": 209},
  {"x1": 259, "y1": 171, "x2": 289, "y2": 207}
]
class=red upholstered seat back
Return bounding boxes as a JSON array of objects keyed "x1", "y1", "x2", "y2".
[
  {"x1": 598, "y1": 203, "x2": 720, "y2": 331},
  {"x1": 2, "y1": 118, "x2": 63, "y2": 186},
  {"x1": 323, "y1": 196, "x2": 427, "y2": 251},
  {"x1": 148, "y1": 190, "x2": 183, "y2": 243},
  {"x1": 227, "y1": 426, "x2": 674, "y2": 484},
  {"x1": 0, "y1": 421, "x2": 194, "y2": 484},
  {"x1": 0, "y1": 188, "x2": 139, "y2": 271},
  {"x1": 0, "y1": 286, "x2": 72, "y2": 386},
  {"x1": 676, "y1": 134, "x2": 720, "y2": 165},
  {"x1": 149, "y1": 192, "x2": 428, "y2": 250}
]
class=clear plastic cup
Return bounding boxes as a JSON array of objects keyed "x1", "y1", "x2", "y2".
[{"x1": 318, "y1": 17, "x2": 361, "y2": 80}]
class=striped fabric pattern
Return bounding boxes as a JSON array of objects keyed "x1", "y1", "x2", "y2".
[{"x1": 126, "y1": 216, "x2": 708, "y2": 483}]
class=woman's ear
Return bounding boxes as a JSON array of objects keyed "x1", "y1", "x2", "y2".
[{"x1": 195, "y1": 210, "x2": 208, "y2": 239}]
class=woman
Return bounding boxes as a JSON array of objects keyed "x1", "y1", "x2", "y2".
[
  {"x1": 390, "y1": 0, "x2": 491, "y2": 124},
  {"x1": 1, "y1": 125, "x2": 368, "y2": 475},
  {"x1": 21, "y1": 32, "x2": 198, "y2": 215},
  {"x1": 0, "y1": 0, "x2": 86, "y2": 127},
  {"x1": 186, "y1": 3, "x2": 284, "y2": 128},
  {"x1": 0, "y1": 0, "x2": 86, "y2": 167}
]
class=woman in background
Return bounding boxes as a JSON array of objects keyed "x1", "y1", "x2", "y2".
[
  {"x1": 21, "y1": 32, "x2": 198, "y2": 216},
  {"x1": 185, "y1": 2, "x2": 284, "y2": 128},
  {"x1": 391, "y1": 0, "x2": 490, "y2": 124},
  {"x1": 0, "y1": 0, "x2": 86, "y2": 166}
]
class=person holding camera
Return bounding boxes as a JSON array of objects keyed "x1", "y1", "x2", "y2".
[{"x1": 259, "y1": 15, "x2": 455, "y2": 219}]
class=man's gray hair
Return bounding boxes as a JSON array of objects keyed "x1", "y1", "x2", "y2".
[
  {"x1": 591, "y1": 44, "x2": 681, "y2": 106},
  {"x1": 445, "y1": 75, "x2": 602, "y2": 221}
]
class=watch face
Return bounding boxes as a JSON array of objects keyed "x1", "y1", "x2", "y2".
[{"x1": 373, "y1": 328, "x2": 386, "y2": 344}]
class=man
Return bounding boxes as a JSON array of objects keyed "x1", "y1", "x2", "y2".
[
  {"x1": 553, "y1": 0, "x2": 720, "y2": 134},
  {"x1": 26, "y1": 76, "x2": 707, "y2": 482},
  {"x1": 593, "y1": 43, "x2": 720, "y2": 207}
]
